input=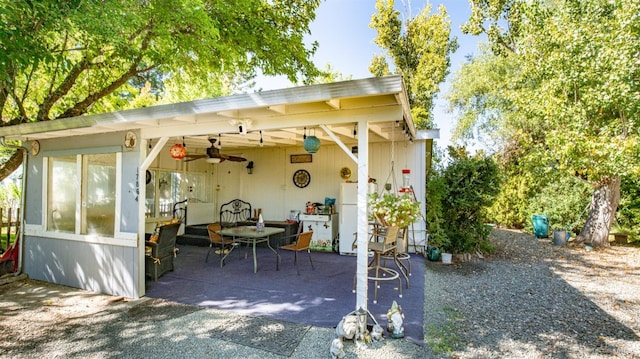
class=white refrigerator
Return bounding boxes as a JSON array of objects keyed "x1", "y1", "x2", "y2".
[{"x1": 339, "y1": 182, "x2": 377, "y2": 255}]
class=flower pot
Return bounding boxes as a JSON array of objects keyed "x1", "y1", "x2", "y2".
[{"x1": 441, "y1": 252, "x2": 452, "y2": 265}]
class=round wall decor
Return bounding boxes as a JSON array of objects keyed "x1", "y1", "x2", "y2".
[
  {"x1": 293, "y1": 169, "x2": 311, "y2": 188},
  {"x1": 340, "y1": 166, "x2": 352, "y2": 179}
]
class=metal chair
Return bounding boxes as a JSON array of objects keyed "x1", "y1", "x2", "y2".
[
  {"x1": 205, "y1": 223, "x2": 234, "y2": 263},
  {"x1": 280, "y1": 231, "x2": 315, "y2": 275},
  {"x1": 355, "y1": 225, "x2": 403, "y2": 304}
]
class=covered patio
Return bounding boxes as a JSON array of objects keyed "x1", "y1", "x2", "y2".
[{"x1": 0, "y1": 75, "x2": 437, "y2": 340}]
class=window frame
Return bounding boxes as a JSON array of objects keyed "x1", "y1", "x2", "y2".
[{"x1": 37, "y1": 150, "x2": 136, "y2": 246}]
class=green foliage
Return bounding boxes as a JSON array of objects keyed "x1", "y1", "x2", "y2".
[
  {"x1": 425, "y1": 169, "x2": 449, "y2": 249},
  {"x1": 425, "y1": 306, "x2": 463, "y2": 354},
  {"x1": 0, "y1": 0, "x2": 321, "y2": 124},
  {"x1": 0, "y1": 180, "x2": 20, "y2": 209},
  {"x1": 486, "y1": 173, "x2": 532, "y2": 229},
  {"x1": 428, "y1": 147, "x2": 501, "y2": 254},
  {"x1": 450, "y1": 0, "x2": 640, "y2": 244},
  {"x1": 440, "y1": 147, "x2": 501, "y2": 253},
  {"x1": 369, "y1": 0, "x2": 458, "y2": 129},
  {"x1": 615, "y1": 176, "x2": 640, "y2": 242},
  {"x1": 525, "y1": 176, "x2": 592, "y2": 234}
]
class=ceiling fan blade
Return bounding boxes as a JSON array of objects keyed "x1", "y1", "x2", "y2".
[
  {"x1": 225, "y1": 155, "x2": 247, "y2": 162},
  {"x1": 183, "y1": 154, "x2": 208, "y2": 162}
]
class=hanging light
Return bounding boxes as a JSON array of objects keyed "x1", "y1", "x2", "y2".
[
  {"x1": 303, "y1": 127, "x2": 320, "y2": 154},
  {"x1": 353, "y1": 124, "x2": 357, "y2": 138},
  {"x1": 246, "y1": 161, "x2": 254, "y2": 174},
  {"x1": 169, "y1": 143, "x2": 187, "y2": 160},
  {"x1": 259, "y1": 130, "x2": 264, "y2": 147}
]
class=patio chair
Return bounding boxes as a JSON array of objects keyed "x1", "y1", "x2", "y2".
[
  {"x1": 353, "y1": 225, "x2": 402, "y2": 304},
  {"x1": 205, "y1": 223, "x2": 234, "y2": 263},
  {"x1": 280, "y1": 231, "x2": 315, "y2": 275},
  {"x1": 145, "y1": 222, "x2": 180, "y2": 281}
]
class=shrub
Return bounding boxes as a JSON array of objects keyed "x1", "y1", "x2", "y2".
[
  {"x1": 440, "y1": 147, "x2": 501, "y2": 254},
  {"x1": 524, "y1": 175, "x2": 591, "y2": 235}
]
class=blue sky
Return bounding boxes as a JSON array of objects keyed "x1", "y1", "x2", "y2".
[{"x1": 255, "y1": 0, "x2": 484, "y2": 149}]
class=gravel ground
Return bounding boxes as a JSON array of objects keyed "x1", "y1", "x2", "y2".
[
  {"x1": 0, "y1": 228, "x2": 638, "y2": 358},
  {"x1": 424, "y1": 229, "x2": 640, "y2": 358}
]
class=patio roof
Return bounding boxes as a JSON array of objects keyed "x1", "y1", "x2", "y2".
[{"x1": 0, "y1": 75, "x2": 431, "y2": 151}]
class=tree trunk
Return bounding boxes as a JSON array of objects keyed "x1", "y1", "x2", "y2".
[
  {"x1": 577, "y1": 177, "x2": 621, "y2": 247},
  {"x1": 0, "y1": 149, "x2": 24, "y2": 182}
]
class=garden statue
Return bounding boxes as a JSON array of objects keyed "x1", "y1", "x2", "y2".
[
  {"x1": 371, "y1": 324, "x2": 384, "y2": 341},
  {"x1": 329, "y1": 338, "x2": 345, "y2": 359},
  {"x1": 335, "y1": 314, "x2": 357, "y2": 341},
  {"x1": 386, "y1": 301, "x2": 405, "y2": 338}
]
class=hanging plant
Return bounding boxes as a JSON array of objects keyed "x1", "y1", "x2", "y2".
[{"x1": 368, "y1": 192, "x2": 421, "y2": 228}]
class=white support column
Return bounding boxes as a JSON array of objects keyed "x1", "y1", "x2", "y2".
[{"x1": 355, "y1": 119, "x2": 370, "y2": 311}]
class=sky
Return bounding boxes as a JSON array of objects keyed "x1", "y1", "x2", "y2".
[{"x1": 254, "y1": 0, "x2": 484, "y2": 150}]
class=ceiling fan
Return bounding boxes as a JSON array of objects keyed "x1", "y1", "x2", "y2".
[{"x1": 184, "y1": 137, "x2": 247, "y2": 163}]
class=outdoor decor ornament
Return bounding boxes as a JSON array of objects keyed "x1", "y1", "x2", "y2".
[
  {"x1": 386, "y1": 301, "x2": 405, "y2": 338},
  {"x1": 371, "y1": 324, "x2": 384, "y2": 341},
  {"x1": 303, "y1": 127, "x2": 320, "y2": 153},
  {"x1": 329, "y1": 338, "x2": 345, "y2": 359},
  {"x1": 169, "y1": 143, "x2": 187, "y2": 160}
]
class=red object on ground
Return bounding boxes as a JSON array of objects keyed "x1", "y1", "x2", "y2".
[{"x1": 0, "y1": 237, "x2": 19, "y2": 272}]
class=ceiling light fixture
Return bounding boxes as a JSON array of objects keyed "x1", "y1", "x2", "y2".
[{"x1": 259, "y1": 130, "x2": 264, "y2": 147}]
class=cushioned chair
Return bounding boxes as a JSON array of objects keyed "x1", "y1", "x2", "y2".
[
  {"x1": 205, "y1": 223, "x2": 234, "y2": 263},
  {"x1": 280, "y1": 231, "x2": 314, "y2": 275},
  {"x1": 145, "y1": 222, "x2": 180, "y2": 281}
]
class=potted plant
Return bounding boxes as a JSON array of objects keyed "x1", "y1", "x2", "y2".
[
  {"x1": 368, "y1": 192, "x2": 422, "y2": 252},
  {"x1": 368, "y1": 192, "x2": 421, "y2": 228}
]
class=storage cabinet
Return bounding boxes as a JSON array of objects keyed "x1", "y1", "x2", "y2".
[{"x1": 299, "y1": 213, "x2": 338, "y2": 252}]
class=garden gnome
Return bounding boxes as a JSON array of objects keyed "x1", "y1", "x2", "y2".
[
  {"x1": 386, "y1": 301, "x2": 405, "y2": 338},
  {"x1": 329, "y1": 338, "x2": 345, "y2": 359}
]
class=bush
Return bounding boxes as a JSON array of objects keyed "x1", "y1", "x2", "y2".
[
  {"x1": 439, "y1": 147, "x2": 501, "y2": 254},
  {"x1": 615, "y1": 176, "x2": 640, "y2": 242},
  {"x1": 524, "y1": 175, "x2": 591, "y2": 235}
]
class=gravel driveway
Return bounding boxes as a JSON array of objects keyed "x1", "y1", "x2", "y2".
[{"x1": 1, "y1": 229, "x2": 638, "y2": 358}]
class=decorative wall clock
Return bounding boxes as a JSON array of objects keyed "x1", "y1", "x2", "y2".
[{"x1": 293, "y1": 169, "x2": 311, "y2": 188}]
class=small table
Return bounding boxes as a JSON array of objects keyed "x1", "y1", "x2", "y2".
[{"x1": 217, "y1": 226, "x2": 284, "y2": 273}]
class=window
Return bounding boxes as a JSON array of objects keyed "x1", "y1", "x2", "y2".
[
  {"x1": 145, "y1": 169, "x2": 208, "y2": 219},
  {"x1": 48, "y1": 156, "x2": 77, "y2": 233},
  {"x1": 47, "y1": 153, "x2": 117, "y2": 237}
]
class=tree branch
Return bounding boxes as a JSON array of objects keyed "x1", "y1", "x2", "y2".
[
  {"x1": 36, "y1": 56, "x2": 91, "y2": 121},
  {"x1": 0, "y1": 148, "x2": 24, "y2": 182}
]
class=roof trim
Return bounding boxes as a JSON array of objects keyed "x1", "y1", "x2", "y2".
[{"x1": 0, "y1": 75, "x2": 410, "y2": 140}]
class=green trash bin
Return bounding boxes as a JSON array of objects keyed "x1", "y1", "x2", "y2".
[{"x1": 532, "y1": 215, "x2": 549, "y2": 238}]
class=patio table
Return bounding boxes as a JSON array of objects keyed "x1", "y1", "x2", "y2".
[{"x1": 217, "y1": 226, "x2": 284, "y2": 273}]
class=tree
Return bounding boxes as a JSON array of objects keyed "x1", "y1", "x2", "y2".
[
  {"x1": 0, "y1": 0, "x2": 321, "y2": 180},
  {"x1": 451, "y1": 0, "x2": 640, "y2": 247},
  {"x1": 369, "y1": 0, "x2": 458, "y2": 129}
]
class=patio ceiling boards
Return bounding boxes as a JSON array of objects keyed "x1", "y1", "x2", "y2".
[{"x1": 0, "y1": 75, "x2": 416, "y2": 152}]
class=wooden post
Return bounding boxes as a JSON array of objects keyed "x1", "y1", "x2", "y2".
[
  {"x1": 7, "y1": 208, "x2": 11, "y2": 247},
  {"x1": 15, "y1": 208, "x2": 20, "y2": 243}
]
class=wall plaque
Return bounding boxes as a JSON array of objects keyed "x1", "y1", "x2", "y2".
[{"x1": 290, "y1": 154, "x2": 312, "y2": 163}]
